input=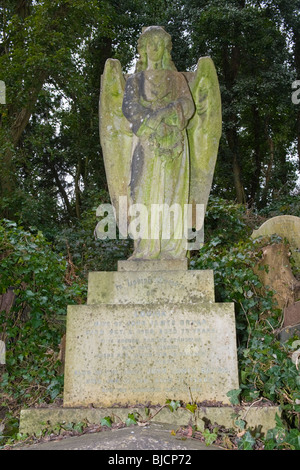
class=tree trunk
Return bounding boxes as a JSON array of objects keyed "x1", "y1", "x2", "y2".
[
  {"x1": 74, "y1": 159, "x2": 82, "y2": 219},
  {"x1": 261, "y1": 128, "x2": 274, "y2": 207},
  {"x1": 49, "y1": 160, "x2": 74, "y2": 218},
  {"x1": 250, "y1": 106, "x2": 262, "y2": 203},
  {"x1": 226, "y1": 127, "x2": 246, "y2": 204},
  {"x1": 0, "y1": 72, "x2": 47, "y2": 214},
  {"x1": 232, "y1": 152, "x2": 246, "y2": 204},
  {"x1": 222, "y1": 39, "x2": 246, "y2": 203},
  {"x1": 297, "y1": 109, "x2": 300, "y2": 174},
  {"x1": 15, "y1": 0, "x2": 32, "y2": 19},
  {"x1": 294, "y1": 31, "x2": 300, "y2": 171}
]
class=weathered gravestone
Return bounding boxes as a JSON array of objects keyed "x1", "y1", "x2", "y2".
[
  {"x1": 252, "y1": 215, "x2": 300, "y2": 268},
  {"x1": 64, "y1": 26, "x2": 239, "y2": 407},
  {"x1": 0, "y1": 80, "x2": 5, "y2": 105},
  {"x1": 0, "y1": 340, "x2": 5, "y2": 365},
  {"x1": 19, "y1": 27, "x2": 279, "y2": 436},
  {"x1": 63, "y1": 261, "x2": 239, "y2": 407},
  {"x1": 252, "y1": 216, "x2": 300, "y2": 342}
]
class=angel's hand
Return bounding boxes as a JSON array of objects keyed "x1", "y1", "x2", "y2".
[{"x1": 162, "y1": 102, "x2": 186, "y2": 130}]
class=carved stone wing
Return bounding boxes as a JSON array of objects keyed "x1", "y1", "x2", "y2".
[
  {"x1": 99, "y1": 59, "x2": 133, "y2": 230},
  {"x1": 186, "y1": 57, "x2": 222, "y2": 215}
]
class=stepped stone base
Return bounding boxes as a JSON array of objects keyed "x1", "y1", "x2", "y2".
[
  {"x1": 63, "y1": 260, "x2": 239, "y2": 407},
  {"x1": 19, "y1": 405, "x2": 280, "y2": 436},
  {"x1": 19, "y1": 259, "x2": 276, "y2": 436}
]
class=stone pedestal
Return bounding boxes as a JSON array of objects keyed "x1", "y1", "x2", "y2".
[
  {"x1": 63, "y1": 260, "x2": 239, "y2": 407},
  {"x1": 19, "y1": 260, "x2": 282, "y2": 436}
]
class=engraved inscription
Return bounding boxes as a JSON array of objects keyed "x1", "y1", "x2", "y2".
[{"x1": 69, "y1": 307, "x2": 235, "y2": 397}]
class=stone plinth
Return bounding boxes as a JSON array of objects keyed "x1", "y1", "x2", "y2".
[
  {"x1": 63, "y1": 302, "x2": 238, "y2": 407},
  {"x1": 87, "y1": 269, "x2": 215, "y2": 305},
  {"x1": 20, "y1": 260, "x2": 245, "y2": 435},
  {"x1": 19, "y1": 405, "x2": 280, "y2": 437},
  {"x1": 117, "y1": 259, "x2": 188, "y2": 271},
  {"x1": 63, "y1": 260, "x2": 239, "y2": 407}
]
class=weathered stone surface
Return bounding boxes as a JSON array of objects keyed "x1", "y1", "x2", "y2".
[
  {"x1": 253, "y1": 243, "x2": 300, "y2": 309},
  {"x1": 284, "y1": 301, "x2": 300, "y2": 327},
  {"x1": 19, "y1": 423, "x2": 222, "y2": 451},
  {"x1": 279, "y1": 324, "x2": 300, "y2": 342},
  {"x1": 19, "y1": 405, "x2": 280, "y2": 438},
  {"x1": 99, "y1": 26, "x2": 222, "y2": 260},
  {"x1": 19, "y1": 407, "x2": 192, "y2": 435},
  {"x1": 87, "y1": 269, "x2": 215, "y2": 305},
  {"x1": 196, "y1": 405, "x2": 279, "y2": 435},
  {"x1": 252, "y1": 215, "x2": 300, "y2": 267},
  {"x1": 63, "y1": 302, "x2": 238, "y2": 407},
  {"x1": 117, "y1": 259, "x2": 188, "y2": 272},
  {"x1": 0, "y1": 80, "x2": 5, "y2": 104},
  {"x1": 0, "y1": 340, "x2": 5, "y2": 364}
]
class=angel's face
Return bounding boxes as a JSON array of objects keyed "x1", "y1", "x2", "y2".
[{"x1": 146, "y1": 35, "x2": 165, "y2": 63}]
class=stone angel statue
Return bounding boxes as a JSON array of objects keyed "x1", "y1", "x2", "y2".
[{"x1": 99, "y1": 26, "x2": 222, "y2": 260}]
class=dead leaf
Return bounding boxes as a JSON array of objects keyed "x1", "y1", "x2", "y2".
[{"x1": 185, "y1": 425, "x2": 193, "y2": 438}]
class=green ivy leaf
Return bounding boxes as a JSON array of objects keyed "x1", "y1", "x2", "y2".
[
  {"x1": 166, "y1": 399, "x2": 181, "y2": 412},
  {"x1": 203, "y1": 428, "x2": 218, "y2": 446},
  {"x1": 100, "y1": 416, "x2": 112, "y2": 428},
  {"x1": 125, "y1": 413, "x2": 137, "y2": 426},
  {"x1": 186, "y1": 403, "x2": 197, "y2": 413},
  {"x1": 226, "y1": 388, "x2": 241, "y2": 405},
  {"x1": 238, "y1": 431, "x2": 256, "y2": 450}
]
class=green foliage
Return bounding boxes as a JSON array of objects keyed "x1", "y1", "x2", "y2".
[
  {"x1": 202, "y1": 196, "x2": 251, "y2": 243},
  {"x1": 53, "y1": 190, "x2": 133, "y2": 274},
  {"x1": 259, "y1": 193, "x2": 300, "y2": 219},
  {"x1": 185, "y1": 0, "x2": 298, "y2": 206},
  {"x1": 264, "y1": 414, "x2": 300, "y2": 450},
  {"x1": 202, "y1": 427, "x2": 218, "y2": 446},
  {"x1": 237, "y1": 430, "x2": 257, "y2": 450},
  {"x1": 227, "y1": 388, "x2": 242, "y2": 406},
  {"x1": 100, "y1": 416, "x2": 113, "y2": 428},
  {"x1": 125, "y1": 412, "x2": 138, "y2": 427},
  {"x1": 185, "y1": 403, "x2": 197, "y2": 414},
  {"x1": 166, "y1": 399, "x2": 182, "y2": 412},
  {"x1": 0, "y1": 219, "x2": 86, "y2": 440},
  {"x1": 191, "y1": 198, "x2": 300, "y2": 426},
  {"x1": 1, "y1": 0, "x2": 300, "y2": 224}
]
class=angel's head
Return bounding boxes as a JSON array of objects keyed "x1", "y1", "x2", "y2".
[{"x1": 135, "y1": 26, "x2": 176, "y2": 72}]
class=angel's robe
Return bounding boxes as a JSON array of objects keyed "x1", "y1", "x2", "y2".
[{"x1": 122, "y1": 68, "x2": 195, "y2": 259}]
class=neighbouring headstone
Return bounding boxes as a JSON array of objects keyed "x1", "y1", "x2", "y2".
[
  {"x1": 252, "y1": 215, "x2": 300, "y2": 267},
  {"x1": 284, "y1": 301, "x2": 300, "y2": 327},
  {"x1": 253, "y1": 243, "x2": 300, "y2": 310},
  {"x1": 252, "y1": 217, "x2": 300, "y2": 342},
  {"x1": 279, "y1": 301, "x2": 300, "y2": 342},
  {"x1": 0, "y1": 340, "x2": 6, "y2": 365},
  {"x1": 0, "y1": 80, "x2": 5, "y2": 104}
]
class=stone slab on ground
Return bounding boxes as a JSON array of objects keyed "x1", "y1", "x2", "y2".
[
  {"x1": 19, "y1": 405, "x2": 280, "y2": 437},
  {"x1": 18, "y1": 423, "x2": 222, "y2": 451}
]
